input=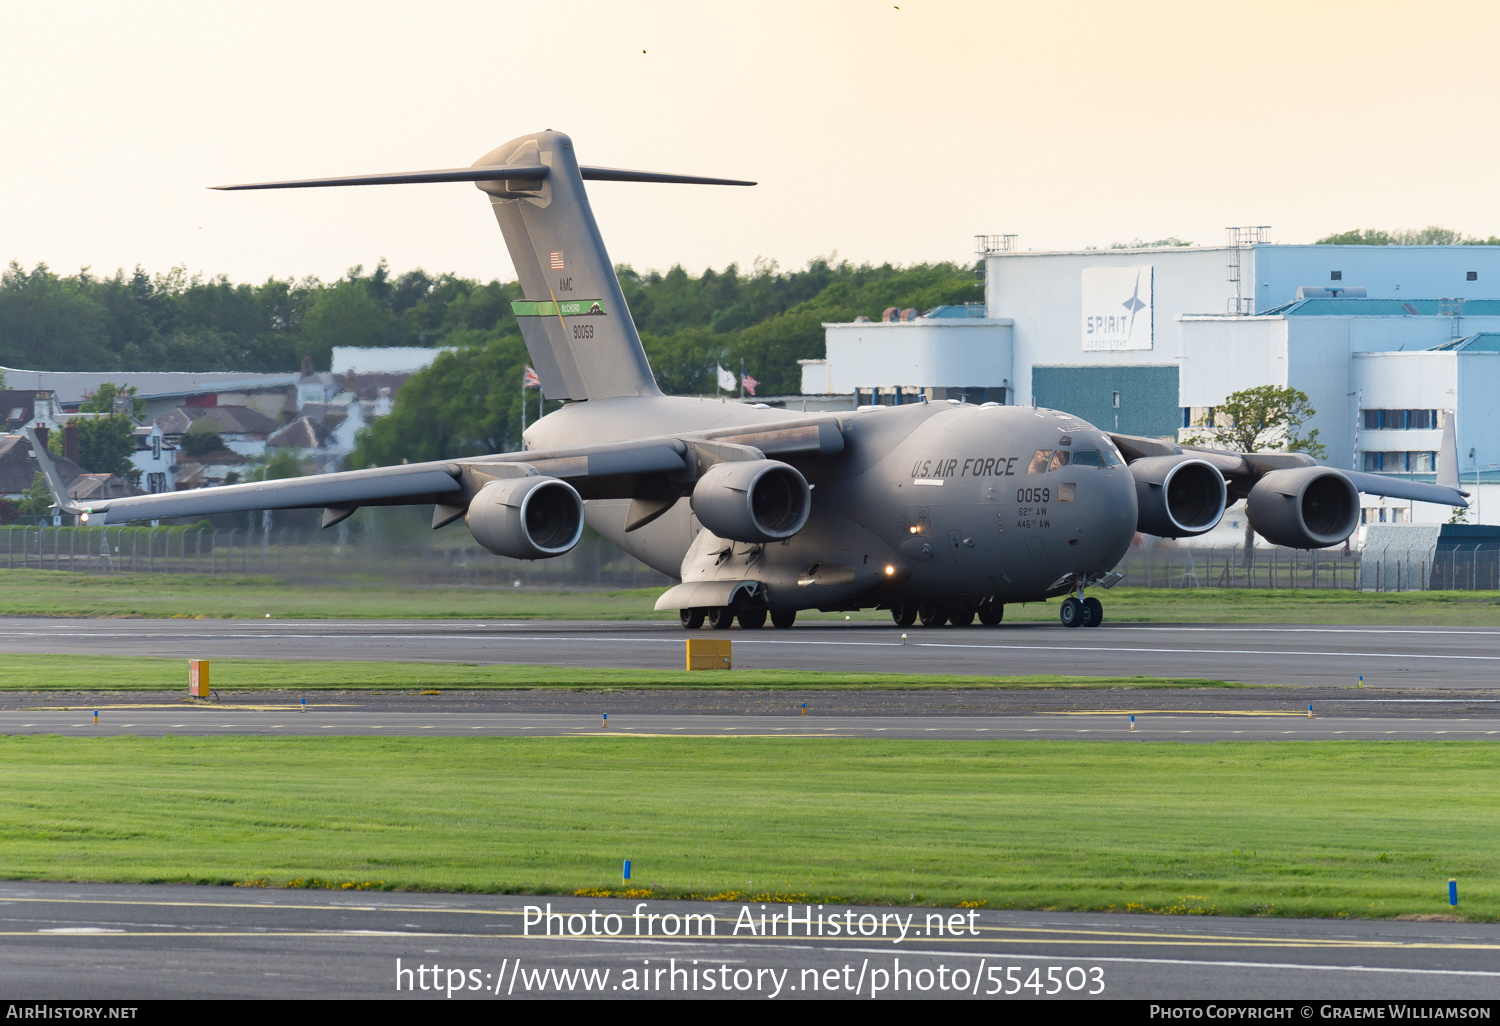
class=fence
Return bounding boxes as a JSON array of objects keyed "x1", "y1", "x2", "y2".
[
  {"x1": 1117, "y1": 543, "x2": 1500, "y2": 591},
  {"x1": 0, "y1": 519, "x2": 675, "y2": 591},
  {"x1": 4, "y1": 520, "x2": 1497, "y2": 592}
]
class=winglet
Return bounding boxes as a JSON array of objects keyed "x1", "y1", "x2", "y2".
[
  {"x1": 1438, "y1": 409, "x2": 1462, "y2": 491},
  {"x1": 21, "y1": 426, "x2": 85, "y2": 517}
]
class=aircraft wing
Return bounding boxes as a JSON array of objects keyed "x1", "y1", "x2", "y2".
[
  {"x1": 31, "y1": 416, "x2": 845, "y2": 527},
  {"x1": 1107, "y1": 431, "x2": 1469, "y2": 508}
]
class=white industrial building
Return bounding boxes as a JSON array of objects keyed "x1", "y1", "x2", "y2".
[{"x1": 810, "y1": 238, "x2": 1500, "y2": 526}]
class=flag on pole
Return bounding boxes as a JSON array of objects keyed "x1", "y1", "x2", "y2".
[
  {"x1": 715, "y1": 364, "x2": 736, "y2": 392},
  {"x1": 523, "y1": 366, "x2": 541, "y2": 389},
  {"x1": 740, "y1": 372, "x2": 759, "y2": 397}
]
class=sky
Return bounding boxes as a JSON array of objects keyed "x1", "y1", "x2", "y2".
[{"x1": 4, "y1": 0, "x2": 1499, "y2": 286}]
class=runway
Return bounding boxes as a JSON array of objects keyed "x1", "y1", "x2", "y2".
[
  {"x1": 1, "y1": 882, "x2": 1495, "y2": 1000},
  {"x1": 4, "y1": 617, "x2": 1500, "y2": 689},
  {"x1": 5, "y1": 707, "x2": 1500, "y2": 741}
]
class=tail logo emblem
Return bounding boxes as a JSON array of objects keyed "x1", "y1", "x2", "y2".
[{"x1": 550, "y1": 251, "x2": 565, "y2": 270}]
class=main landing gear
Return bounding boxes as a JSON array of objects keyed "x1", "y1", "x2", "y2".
[
  {"x1": 889, "y1": 601, "x2": 1003, "y2": 627},
  {"x1": 679, "y1": 606, "x2": 785, "y2": 629},
  {"x1": 1059, "y1": 594, "x2": 1103, "y2": 629}
]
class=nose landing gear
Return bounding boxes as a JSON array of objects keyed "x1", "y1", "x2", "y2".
[{"x1": 1059, "y1": 593, "x2": 1104, "y2": 628}]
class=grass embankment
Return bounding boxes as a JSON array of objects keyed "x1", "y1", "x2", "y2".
[
  {"x1": 0, "y1": 653, "x2": 1231, "y2": 692},
  {"x1": 0, "y1": 736, "x2": 1489, "y2": 919},
  {"x1": 1, "y1": 568, "x2": 1499, "y2": 624}
]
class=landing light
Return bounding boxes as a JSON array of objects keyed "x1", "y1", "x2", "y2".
[
  {"x1": 80, "y1": 512, "x2": 89, "y2": 524},
  {"x1": 884, "y1": 565, "x2": 896, "y2": 576},
  {"x1": 908, "y1": 526, "x2": 919, "y2": 534}
]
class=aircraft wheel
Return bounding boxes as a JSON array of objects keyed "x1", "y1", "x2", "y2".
[
  {"x1": 706, "y1": 606, "x2": 735, "y2": 630},
  {"x1": 918, "y1": 605, "x2": 947, "y2": 627},
  {"x1": 948, "y1": 606, "x2": 976, "y2": 627},
  {"x1": 977, "y1": 601, "x2": 1004, "y2": 626},
  {"x1": 1083, "y1": 597, "x2": 1103, "y2": 627},
  {"x1": 737, "y1": 609, "x2": 767, "y2": 629},
  {"x1": 679, "y1": 607, "x2": 706, "y2": 630},
  {"x1": 1059, "y1": 597, "x2": 1084, "y2": 628},
  {"x1": 771, "y1": 609, "x2": 797, "y2": 629},
  {"x1": 891, "y1": 604, "x2": 917, "y2": 627}
]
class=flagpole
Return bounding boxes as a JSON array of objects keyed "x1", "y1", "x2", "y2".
[
  {"x1": 520, "y1": 366, "x2": 527, "y2": 435},
  {"x1": 739, "y1": 358, "x2": 745, "y2": 399}
]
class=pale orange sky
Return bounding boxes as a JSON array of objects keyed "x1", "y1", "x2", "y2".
[{"x1": 3, "y1": 0, "x2": 1497, "y2": 285}]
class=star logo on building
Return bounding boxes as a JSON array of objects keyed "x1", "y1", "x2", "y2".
[{"x1": 1121, "y1": 272, "x2": 1147, "y2": 338}]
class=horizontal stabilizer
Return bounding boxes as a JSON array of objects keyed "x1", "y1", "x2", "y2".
[
  {"x1": 579, "y1": 166, "x2": 754, "y2": 186},
  {"x1": 212, "y1": 165, "x2": 752, "y2": 192},
  {"x1": 212, "y1": 164, "x2": 549, "y2": 191}
]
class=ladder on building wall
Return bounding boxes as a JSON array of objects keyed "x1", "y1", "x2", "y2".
[{"x1": 1225, "y1": 226, "x2": 1271, "y2": 315}]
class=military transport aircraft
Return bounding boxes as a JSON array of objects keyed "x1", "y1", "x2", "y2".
[{"x1": 32, "y1": 130, "x2": 1469, "y2": 629}]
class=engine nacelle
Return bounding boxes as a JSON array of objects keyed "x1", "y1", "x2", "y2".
[
  {"x1": 691, "y1": 459, "x2": 811, "y2": 543},
  {"x1": 465, "y1": 476, "x2": 584, "y2": 559},
  {"x1": 1129, "y1": 455, "x2": 1227, "y2": 538},
  {"x1": 1246, "y1": 467, "x2": 1359, "y2": 548}
]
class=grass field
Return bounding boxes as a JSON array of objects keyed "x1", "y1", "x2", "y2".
[
  {"x1": 0, "y1": 735, "x2": 1490, "y2": 920},
  {"x1": 1, "y1": 568, "x2": 1499, "y2": 624},
  {"x1": 0, "y1": 654, "x2": 1235, "y2": 692}
]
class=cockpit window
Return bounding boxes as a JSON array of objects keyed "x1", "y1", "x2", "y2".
[
  {"x1": 1027, "y1": 450, "x2": 1052, "y2": 474},
  {"x1": 1048, "y1": 450, "x2": 1071, "y2": 472},
  {"x1": 1100, "y1": 447, "x2": 1122, "y2": 467},
  {"x1": 1071, "y1": 449, "x2": 1104, "y2": 467}
]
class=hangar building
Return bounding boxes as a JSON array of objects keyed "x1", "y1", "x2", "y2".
[{"x1": 809, "y1": 238, "x2": 1500, "y2": 524}]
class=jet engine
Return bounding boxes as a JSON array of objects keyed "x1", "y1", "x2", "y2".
[
  {"x1": 1246, "y1": 467, "x2": 1359, "y2": 548},
  {"x1": 1129, "y1": 455, "x2": 1227, "y2": 538},
  {"x1": 465, "y1": 476, "x2": 585, "y2": 559},
  {"x1": 691, "y1": 459, "x2": 811, "y2": 543}
]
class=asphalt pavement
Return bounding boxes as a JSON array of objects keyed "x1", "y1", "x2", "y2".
[
  {"x1": 0, "y1": 882, "x2": 1495, "y2": 1000},
  {"x1": 2, "y1": 618, "x2": 1500, "y2": 689}
]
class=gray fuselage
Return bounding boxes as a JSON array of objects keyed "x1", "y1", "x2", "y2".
[{"x1": 525, "y1": 396, "x2": 1138, "y2": 612}]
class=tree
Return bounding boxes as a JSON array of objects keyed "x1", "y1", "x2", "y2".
[
  {"x1": 1196, "y1": 384, "x2": 1325, "y2": 459},
  {"x1": 1316, "y1": 226, "x2": 1500, "y2": 246},
  {"x1": 247, "y1": 449, "x2": 305, "y2": 482},
  {"x1": 49, "y1": 416, "x2": 139, "y2": 483},
  {"x1": 1196, "y1": 385, "x2": 1327, "y2": 562},
  {"x1": 78, "y1": 382, "x2": 145, "y2": 418},
  {"x1": 180, "y1": 429, "x2": 227, "y2": 456},
  {"x1": 16, "y1": 472, "x2": 53, "y2": 517}
]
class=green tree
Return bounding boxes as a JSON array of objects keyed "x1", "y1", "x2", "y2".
[
  {"x1": 78, "y1": 382, "x2": 145, "y2": 418},
  {"x1": 180, "y1": 428, "x2": 227, "y2": 456},
  {"x1": 247, "y1": 449, "x2": 305, "y2": 481},
  {"x1": 50, "y1": 417, "x2": 138, "y2": 483},
  {"x1": 1196, "y1": 385, "x2": 1327, "y2": 561},
  {"x1": 16, "y1": 472, "x2": 53, "y2": 517},
  {"x1": 1196, "y1": 384, "x2": 1326, "y2": 459},
  {"x1": 1316, "y1": 226, "x2": 1500, "y2": 246}
]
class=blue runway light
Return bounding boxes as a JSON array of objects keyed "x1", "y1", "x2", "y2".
[
  {"x1": 623, "y1": 859, "x2": 631, "y2": 881},
  {"x1": 1450, "y1": 879, "x2": 1458, "y2": 906}
]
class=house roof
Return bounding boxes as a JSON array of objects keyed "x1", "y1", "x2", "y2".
[
  {"x1": 1430, "y1": 332, "x2": 1500, "y2": 353},
  {"x1": 68, "y1": 473, "x2": 142, "y2": 501},
  {"x1": 0, "y1": 390, "x2": 57, "y2": 429},
  {"x1": 1260, "y1": 298, "x2": 1500, "y2": 317},
  {"x1": 0, "y1": 368, "x2": 298, "y2": 406},
  {"x1": 158, "y1": 405, "x2": 282, "y2": 437},
  {"x1": 0, "y1": 434, "x2": 85, "y2": 497},
  {"x1": 267, "y1": 417, "x2": 327, "y2": 449}
]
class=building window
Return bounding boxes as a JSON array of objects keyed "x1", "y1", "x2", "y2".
[
  {"x1": 1111, "y1": 391, "x2": 1121, "y2": 409},
  {"x1": 1330, "y1": 270, "x2": 1342, "y2": 281},
  {"x1": 147, "y1": 472, "x2": 167, "y2": 494},
  {"x1": 1361, "y1": 450, "x2": 1439, "y2": 473},
  {"x1": 1362, "y1": 408, "x2": 1438, "y2": 430},
  {"x1": 1468, "y1": 271, "x2": 1479, "y2": 281},
  {"x1": 151, "y1": 435, "x2": 161, "y2": 460},
  {"x1": 1181, "y1": 407, "x2": 1192, "y2": 428}
]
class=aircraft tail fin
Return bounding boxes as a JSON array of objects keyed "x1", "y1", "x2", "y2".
[
  {"x1": 1438, "y1": 409, "x2": 1462, "y2": 491},
  {"x1": 213, "y1": 131, "x2": 754, "y2": 401}
]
